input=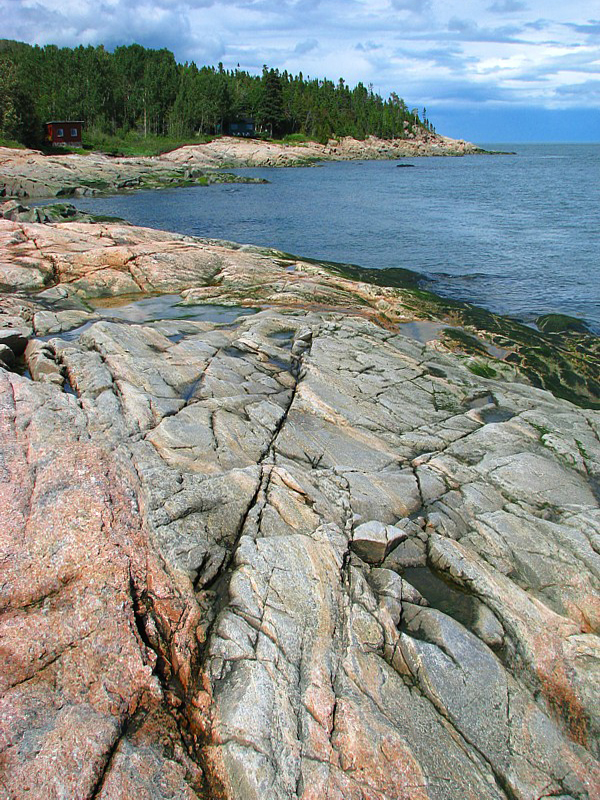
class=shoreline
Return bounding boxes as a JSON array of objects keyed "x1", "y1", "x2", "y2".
[
  {"x1": 0, "y1": 132, "x2": 494, "y2": 200},
  {"x1": 0, "y1": 206, "x2": 597, "y2": 409},
  {"x1": 0, "y1": 206, "x2": 599, "y2": 799}
]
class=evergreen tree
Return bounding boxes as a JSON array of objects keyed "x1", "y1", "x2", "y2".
[
  {"x1": 0, "y1": 59, "x2": 18, "y2": 139},
  {"x1": 258, "y1": 68, "x2": 285, "y2": 137},
  {"x1": 0, "y1": 55, "x2": 40, "y2": 145},
  {"x1": 0, "y1": 39, "x2": 432, "y2": 147}
]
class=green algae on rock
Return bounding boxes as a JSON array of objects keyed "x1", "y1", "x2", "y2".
[
  {"x1": 304, "y1": 257, "x2": 600, "y2": 410},
  {"x1": 536, "y1": 313, "x2": 590, "y2": 334},
  {"x1": 0, "y1": 211, "x2": 598, "y2": 409}
]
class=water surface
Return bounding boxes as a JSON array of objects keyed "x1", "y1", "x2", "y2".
[{"x1": 58, "y1": 144, "x2": 600, "y2": 331}]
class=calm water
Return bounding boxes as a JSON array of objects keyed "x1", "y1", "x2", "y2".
[{"x1": 63, "y1": 143, "x2": 600, "y2": 332}]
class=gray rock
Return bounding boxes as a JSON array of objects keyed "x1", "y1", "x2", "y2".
[
  {"x1": 351, "y1": 520, "x2": 408, "y2": 564},
  {"x1": 382, "y1": 536, "x2": 428, "y2": 570},
  {"x1": 2, "y1": 252, "x2": 599, "y2": 799}
]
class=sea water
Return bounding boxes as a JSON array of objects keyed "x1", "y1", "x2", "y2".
[{"x1": 60, "y1": 143, "x2": 600, "y2": 332}]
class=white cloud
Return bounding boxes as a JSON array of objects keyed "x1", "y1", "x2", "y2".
[{"x1": 1, "y1": 0, "x2": 599, "y2": 119}]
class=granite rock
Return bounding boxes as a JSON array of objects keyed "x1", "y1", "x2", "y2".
[{"x1": 0, "y1": 219, "x2": 598, "y2": 799}]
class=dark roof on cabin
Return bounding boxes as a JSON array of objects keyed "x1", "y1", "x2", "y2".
[{"x1": 45, "y1": 121, "x2": 84, "y2": 125}]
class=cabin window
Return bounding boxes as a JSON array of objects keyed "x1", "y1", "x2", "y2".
[
  {"x1": 57, "y1": 128, "x2": 64, "y2": 137},
  {"x1": 71, "y1": 128, "x2": 78, "y2": 137}
]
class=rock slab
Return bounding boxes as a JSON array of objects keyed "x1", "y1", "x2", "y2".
[{"x1": 0, "y1": 218, "x2": 598, "y2": 800}]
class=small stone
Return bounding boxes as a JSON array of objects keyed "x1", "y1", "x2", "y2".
[
  {"x1": 351, "y1": 520, "x2": 408, "y2": 564},
  {"x1": 472, "y1": 602, "x2": 505, "y2": 648},
  {"x1": 25, "y1": 339, "x2": 64, "y2": 384}
]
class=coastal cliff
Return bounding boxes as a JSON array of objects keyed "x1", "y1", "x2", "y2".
[
  {"x1": 0, "y1": 132, "x2": 484, "y2": 199},
  {"x1": 0, "y1": 212, "x2": 599, "y2": 799}
]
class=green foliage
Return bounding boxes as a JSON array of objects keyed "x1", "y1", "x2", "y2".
[
  {"x1": 82, "y1": 129, "x2": 211, "y2": 156},
  {"x1": 0, "y1": 40, "x2": 432, "y2": 147},
  {"x1": 0, "y1": 55, "x2": 41, "y2": 146},
  {"x1": 0, "y1": 136, "x2": 26, "y2": 148},
  {"x1": 258, "y1": 67, "x2": 285, "y2": 137}
]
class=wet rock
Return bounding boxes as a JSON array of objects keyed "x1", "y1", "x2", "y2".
[{"x1": 370, "y1": 567, "x2": 428, "y2": 606}]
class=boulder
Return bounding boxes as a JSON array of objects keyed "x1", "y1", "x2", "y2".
[{"x1": 351, "y1": 520, "x2": 408, "y2": 564}]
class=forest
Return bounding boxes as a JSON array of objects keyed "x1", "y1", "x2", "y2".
[{"x1": 0, "y1": 40, "x2": 434, "y2": 150}]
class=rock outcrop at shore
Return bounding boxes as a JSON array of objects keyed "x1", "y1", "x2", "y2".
[
  {"x1": 0, "y1": 215, "x2": 599, "y2": 800},
  {"x1": 0, "y1": 145, "x2": 266, "y2": 200},
  {"x1": 162, "y1": 131, "x2": 484, "y2": 169},
  {"x1": 0, "y1": 132, "x2": 484, "y2": 199}
]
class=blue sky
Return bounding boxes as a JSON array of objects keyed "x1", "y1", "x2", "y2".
[{"x1": 3, "y1": 0, "x2": 600, "y2": 142}]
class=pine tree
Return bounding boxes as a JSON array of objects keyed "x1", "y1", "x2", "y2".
[
  {"x1": 258, "y1": 67, "x2": 285, "y2": 137},
  {"x1": 0, "y1": 40, "x2": 432, "y2": 147}
]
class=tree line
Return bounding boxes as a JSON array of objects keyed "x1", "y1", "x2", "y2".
[{"x1": 0, "y1": 39, "x2": 434, "y2": 147}]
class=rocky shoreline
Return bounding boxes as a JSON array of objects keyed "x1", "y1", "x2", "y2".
[
  {"x1": 0, "y1": 208, "x2": 599, "y2": 799},
  {"x1": 0, "y1": 132, "x2": 487, "y2": 200}
]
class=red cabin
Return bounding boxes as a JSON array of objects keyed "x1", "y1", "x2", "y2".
[{"x1": 45, "y1": 121, "x2": 83, "y2": 147}]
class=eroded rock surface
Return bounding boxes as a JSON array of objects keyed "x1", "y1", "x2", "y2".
[{"x1": 0, "y1": 217, "x2": 599, "y2": 800}]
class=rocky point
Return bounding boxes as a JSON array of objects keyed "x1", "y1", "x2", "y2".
[{"x1": 0, "y1": 210, "x2": 598, "y2": 799}]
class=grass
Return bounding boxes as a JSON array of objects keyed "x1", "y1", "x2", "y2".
[
  {"x1": 0, "y1": 137, "x2": 27, "y2": 149},
  {"x1": 269, "y1": 133, "x2": 320, "y2": 145},
  {"x1": 79, "y1": 131, "x2": 214, "y2": 157},
  {"x1": 0, "y1": 131, "x2": 215, "y2": 157},
  {"x1": 2, "y1": 130, "x2": 323, "y2": 156}
]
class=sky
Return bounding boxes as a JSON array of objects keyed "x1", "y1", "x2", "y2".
[{"x1": 2, "y1": 0, "x2": 600, "y2": 142}]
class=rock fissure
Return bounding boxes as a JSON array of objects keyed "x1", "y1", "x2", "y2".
[
  {"x1": 1, "y1": 215, "x2": 599, "y2": 799},
  {"x1": 88, "y1": 719, "x2": 130, "y2": 800}
]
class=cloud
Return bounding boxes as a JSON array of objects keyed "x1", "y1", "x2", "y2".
[
  {"x1": 523, "y1": 19, "x2": 549, "y2": 31},
  {"x1": 555, "y1": 79, "x2": 600, "y2": 97},
  {"x1": 563, "y1": 19, "x2": 600, "y2": 36},
  {"x1": 1, "y1": 0, "x2": 221, "y2": 60},
  {"x1": 488, "y1": 0, "x2": 527, "y2": 13},
  {"x1": 393, "y1": 44, "x2": 474, "y2": 71},
  {"x1": 294, "y1": 37, "x2": 319, "y2": 54},
  {"x1": 390, "y1": 0, "x2": 432, "y2": 12},
  {"x1": 446, "y1": 17, "x2": 525, "y2": 42},
  {"x1": 355, "y1": 41, "x2": 383, "y2": 52},
  {"x1": 2, "y1": 0, "x2": 600, "y2": 135}
]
